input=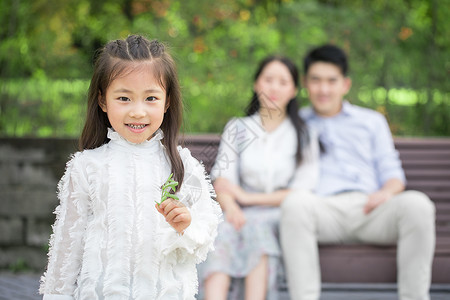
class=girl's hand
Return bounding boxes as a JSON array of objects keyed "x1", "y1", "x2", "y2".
[
  {"x1": 224, "y1": 202, "x2": 246, "y2": 231},
  {"x1": 156, "y1": 198, "x2": 191, "y2": 234}
]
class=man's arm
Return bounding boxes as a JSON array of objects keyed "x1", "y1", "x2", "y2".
[{"x1": 364, "y1": 112, "x2": 406, "y2": 214}]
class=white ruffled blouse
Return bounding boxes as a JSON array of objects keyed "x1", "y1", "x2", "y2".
[{"x1": 40, "y1": 129, "x2": 222, "y2": 300}]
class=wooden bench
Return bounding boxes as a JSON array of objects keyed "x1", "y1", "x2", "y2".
[{"x1": 181, "y1": 135, "x2": 450, "y2": 283}]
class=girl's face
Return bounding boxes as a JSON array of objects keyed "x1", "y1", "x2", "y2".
[
  {"x1": 254, "y1": 60, "x2": 297, "y2": 113},
  {"x1": 100, "y1": 67, "x2": 168, "y2": 144}
]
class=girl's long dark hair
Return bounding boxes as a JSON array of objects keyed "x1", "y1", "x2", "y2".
[
  {"x1": 245, "y1": 55, "x2": 309, "y2": 165},
  {"x1": 79, "y1": 34, "x2": 184, "y2": 188}
]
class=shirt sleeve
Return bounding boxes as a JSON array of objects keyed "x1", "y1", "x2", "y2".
[
  {"x1": 40, "y1": 153, "x2": 89, "y2": 298},
  {"x1": 289, "y1": 129, "x2": 320, "y2": 191},
  {"x1": 158, "y1": 148, "x2": 222, "y2": 265},
  {"x1": 372, "y1": 114, "x2": 406, "y2": 186},
  {"x1": 209, "y1": 118, "x2": 243, "y2": 185}
]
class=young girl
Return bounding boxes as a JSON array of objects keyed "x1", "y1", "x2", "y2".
[
  {"x1": 39, "y1": 35, "x2": 221, "y2": 300},
  {"x1": 198, "y1": 56, "x2": 319, "y2": 300}
]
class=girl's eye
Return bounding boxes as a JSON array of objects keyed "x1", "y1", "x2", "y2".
[
  {"x1": 118, "y1": 96, "x2": 130, "y2": 101},
  {"x1": 146, "y1": 96, "x2": 157, "y2": 101}
]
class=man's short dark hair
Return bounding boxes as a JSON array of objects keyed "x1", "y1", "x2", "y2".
[{"x1": 303, "y1": 44, "x2": 348, "y2": 76}]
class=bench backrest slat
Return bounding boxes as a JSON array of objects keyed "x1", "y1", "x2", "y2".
[
  {"x1": 181, "y1": 135, "x2": 450, "y2": 236},
  {"x1": 181, "y1": 136, "x2": 450, "y2": 203}
]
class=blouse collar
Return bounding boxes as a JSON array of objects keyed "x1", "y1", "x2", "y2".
[
  {"x1": 107, "y1": 128, "x2": 164, "y2": 153},
  {"x1": 253, "y1": 112, "x2": 290, "y2": 135}
]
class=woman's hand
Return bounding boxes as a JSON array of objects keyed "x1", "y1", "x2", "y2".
[
  {"x1": 156, "y1": 198, "x2": 191, "y2": 234},
  {"x1": 214, "y1": 177, "x2": 248, "y2": 230},
  {"x1": 213, "y1": 178, "x2": 235, "y2": 194},
  {"x1": 233, "y1": 187, "x2": 254, "y2": 206},
  {"x1": 214, "y1": 178, "x2": 253, "y2": 206},
  {"x1": 224, "y1": 202, "x2": 246, "y2": 231}
]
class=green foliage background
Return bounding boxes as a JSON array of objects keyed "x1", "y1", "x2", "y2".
[{"x1": 1, "y1": 0, "x2": 449, "y2": 137}]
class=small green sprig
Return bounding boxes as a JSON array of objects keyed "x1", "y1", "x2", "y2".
[{"x1": 156, "y1": 173, "x2": 179, "y2": 205}]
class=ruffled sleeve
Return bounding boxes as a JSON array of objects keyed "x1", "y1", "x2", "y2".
[
  {"x1": 40, "y1": 152, "x2": 90, "y2": 299},
  {"x1": 158, "y1": 148, "x2": 222, "y2": 264},
  {"x1": 155, "y1": 147, "x2": 222, "y2": 299}
]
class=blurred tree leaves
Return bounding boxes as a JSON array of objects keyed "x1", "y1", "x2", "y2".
[{"x1": 0, "y1": 0, "x2": 449, "y2": 137}]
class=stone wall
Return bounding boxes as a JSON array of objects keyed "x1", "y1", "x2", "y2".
[{"x1": 0, "y1": 138, "x2": 78, "y2": 272}]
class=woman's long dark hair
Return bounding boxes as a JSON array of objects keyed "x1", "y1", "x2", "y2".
[
  {"x1": 79, "y1": 34, "x2": 184, "y2": 188},
  {"x1": 245, "y1": 55, "x2": 309, "y2": 165}
]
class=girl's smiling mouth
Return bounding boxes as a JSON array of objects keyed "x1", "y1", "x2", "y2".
[{"x1": 127, "y1": 124, "x2": 148, "y2": 131}]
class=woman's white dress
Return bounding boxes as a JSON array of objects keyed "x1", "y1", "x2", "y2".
[{"x1": 198, "y1": 114, "x2": 319, "y2": 299}]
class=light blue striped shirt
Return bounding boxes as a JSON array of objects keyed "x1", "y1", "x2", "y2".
[{"x1": 300, "y1": 101, "x2": 406, "y2": 196}]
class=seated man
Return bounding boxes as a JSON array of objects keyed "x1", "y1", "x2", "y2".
[{"x1": 281, "y1": 44, "x2": 436, "y2": 300}]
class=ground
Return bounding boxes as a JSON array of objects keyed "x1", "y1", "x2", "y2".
[{"x1": 1, "y1": 272, "x2": 449, "y2": 300}]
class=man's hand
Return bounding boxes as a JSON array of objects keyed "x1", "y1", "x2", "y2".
[
  {"x1": 364, "y1": 178, "x2": 405, "y2": 214},
  {"x1": 364, "y1": 190, "x2": 393, "y2": 214},
  {"x1": 156, "y1": 198, "x2": 191, "y2": 234}
]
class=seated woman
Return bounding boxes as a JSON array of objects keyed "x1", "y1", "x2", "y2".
[{"x1": 198, "y1": 55, "x2": 319, "y2": 300}]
